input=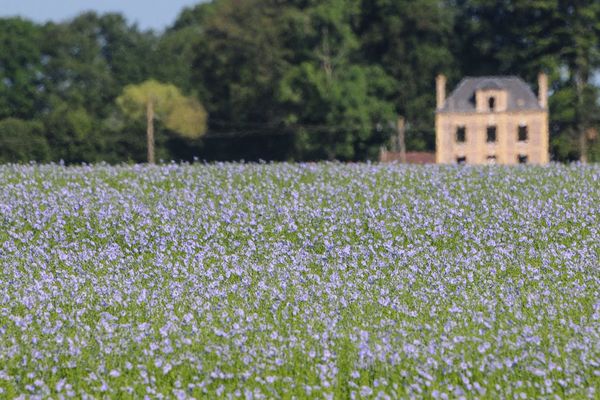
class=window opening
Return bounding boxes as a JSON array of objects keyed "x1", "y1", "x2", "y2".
[
  {"x1": 456, "y1": 126, "x2": 466, "y2": 143},
  {"x1": 486, "y1": 126, "x2": 497, "y2": 143},
  {"x1": 518, "y1": 154, "x2": 528, "y2": 164},
  {"x1": 518, "y1": 125, "x2": 528, "y2": 142},
  {"x1": 488, "y1": 97, "x2": 495, "y2": 111},
  {"x1": 456, "y1": 156, "x2": 467, "y2": 164}
]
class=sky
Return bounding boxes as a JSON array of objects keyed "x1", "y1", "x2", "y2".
[{"x1": 1, "y1": 0, "x2": 204, "y2": 31}]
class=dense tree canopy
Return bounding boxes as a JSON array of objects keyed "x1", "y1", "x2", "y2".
[
  {"x1": 0, "y1": 0, "x2": 599, "y2": 163},
  {"x1": 0, "y1": 18, "x2": 43, "y2": 120}
]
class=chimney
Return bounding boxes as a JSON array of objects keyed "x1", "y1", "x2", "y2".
[
  {"x1": 436, "y1": 74, "x2": 446, "y2": 110},
  {"x1": 538, "y1": 72, "x2": 548, "y2": 108}
]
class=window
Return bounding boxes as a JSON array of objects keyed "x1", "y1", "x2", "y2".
[
  {"x1": 456, "y1": 126, "x2": 466, "y2": 143},
  {"x1": 488, "y1": 97, "x2": 496, "y2": 111},
  {"x1": 486, "y1": 126, "x2": 497, "y2": 143},
  {"x1": 487, "y1": 155, "x2": 497, "y2": 164},
  {"x1": 518, "y1": 154, "x2": 528, "y2": 164},
  {"x1": 518, "y1": 125, "x2": 528, "y2": 142},
  {"x1": 456, "y1": 156, "x2": 467, "y2": 164}
]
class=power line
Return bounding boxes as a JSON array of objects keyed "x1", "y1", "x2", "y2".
[
  {"x1": 0, "y1": 126, "x2": 361, "y2": 143},
  {"x1": 1, "y1": 117, "x2": 435, "y2": 143}
]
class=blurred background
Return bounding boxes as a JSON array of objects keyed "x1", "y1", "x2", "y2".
[{"x1": 1, "y1": 0, "x2": 599, "y2": 163}]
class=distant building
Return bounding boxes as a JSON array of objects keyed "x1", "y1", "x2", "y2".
[{"x1": 435, "y1": 74, "x2": 549, "y2": 165}]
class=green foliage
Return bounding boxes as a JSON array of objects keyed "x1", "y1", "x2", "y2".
[
  {"x1": 116, "y1": 79, "x2": 207, "y2": 139},
  {"x1": 0, "y1": 18, "x2": 43, "y2": 120},
  {"x1": 276, "y1": 0, "x2": 398, "y2": 160},
  {"x1": 0, "y1": 118, "x2": 49, "y2": 162},
  {"x1": 190, "y1": 0, "x2": 292, "y2": 125},
  {"x1": 42, "y1": 101, "x2": 105, "y2": 163},
  {"x1": 280, "y1": 63, "x2": 396, "y2": 160},
  {"x1": 39, "y1": 12, "x2": 156, "y2": 116},
  {"x1": 154, "y1": 27, "x2": 201, "y2": 93},
  {"x1": 156, "y1": 2, "x2": 218, "y2": 93},
  {"x1": 165, "y1": 96, "x2": 208, "y2": 139},
  {"x1": 358, "y1": 0, "x2": 456, "y2": 150},
  {"x1": 549, "y1": 85, "x2": 579, "y2": 161}
]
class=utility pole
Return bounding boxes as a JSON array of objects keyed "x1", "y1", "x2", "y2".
[
  {"x1": 146, "y1": 100, "x2": 155, "y2": 164},
  {"x1": 397, "y1": 117, "x2": 406, "y2": 163},
  {"x1": 575, "y1": 74, "x2": 587, "y2": 164}
]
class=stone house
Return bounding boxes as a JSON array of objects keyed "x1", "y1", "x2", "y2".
[{"x1": 435, "y1": 74, "x2": 549, "y2": 165}]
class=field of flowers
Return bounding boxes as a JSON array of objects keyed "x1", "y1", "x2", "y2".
[{"x1": 1, "y1": 162, "x2": 599, "y2": 399}]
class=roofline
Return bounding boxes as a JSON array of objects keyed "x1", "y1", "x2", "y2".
[
  {"x1": 446, "y1": 76, "x2": 530, "y2": 96},
  {"x1": 441, "y1": 75, "x2": 539, "y2": 110},
  {"x1": 460, "y1": 75, "x2": 524, "y2": 80}
]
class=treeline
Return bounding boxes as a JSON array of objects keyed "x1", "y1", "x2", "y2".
[{"x1": 1, "y1": 0, "x2": 599, "y2": 163}]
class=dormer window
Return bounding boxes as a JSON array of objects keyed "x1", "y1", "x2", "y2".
[{"x1": 475, "y1": 88, "x2": 505, "y2": 112}]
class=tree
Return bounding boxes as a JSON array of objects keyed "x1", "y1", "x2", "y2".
[
  {"x1": 279, "y1": 63, "x2": 396, "y2": 160},
  {"x1": 41, "y1": 99, "x2": 104, "y2": 163},
  {"x1": 157, "y1": 2, "x2": 218, "y2": 92},
  {"x1": 116, "y1": 80, "x2": 207, "y2": 163},
  {"x1": 277, "y1": 0, "x2": 397, "y2": 160},
  {"x1": 189, "y1": 0, "x2": 401, "y2": 160},
  {"x1": 185, "y1": 0, "x2": 307, "y2": 161},
  {"x1": 39, "y1": 12, "x2": 156, "y2": 117},
  {"x1": 155, "y1": 27, "x2": 202, "y2": 93},
  {"x1": 35, "y1": 12, "x2": 161, "y2": 163},
  {"x1": 0, "y1": 18, "x2": 43, "y2": 120},
  {"x1": 191, "y1": 0, "x2": 292, "y2": 125},
  {"x1": 554, "y1": 1, "x2": 600, "y2": 163},
  {"x1": 0, "y1": 118, "x2": 49, "y2": 163},
  {"x1": 358, "y1": 0, "x2": 457, "y2": 151}
]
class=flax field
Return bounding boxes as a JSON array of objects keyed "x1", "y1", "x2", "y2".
[{"x1": 1, "y1": 163, "x2": 599, "y2": 399}]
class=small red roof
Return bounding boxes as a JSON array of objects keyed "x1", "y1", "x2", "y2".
[{"x1": 380, "y1": 151, "x2": 435, "y2": 164}]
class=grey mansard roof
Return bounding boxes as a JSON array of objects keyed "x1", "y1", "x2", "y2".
[{"x1": 439, "y1": 76, "x2": 542, "y2": 113}]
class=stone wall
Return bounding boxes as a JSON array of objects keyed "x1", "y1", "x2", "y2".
[{"x1": 435, "y1": 110, "x2": 549, "y2": 165}]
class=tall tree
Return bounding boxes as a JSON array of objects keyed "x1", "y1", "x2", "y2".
[
  {"x1": 0, "y1": 18, "x2": 43, "y2": 120},
  {"x1": 116, "y1": 80, "x2": 207, "y2": 163},
  {"x1": 0, "y1": 118, "x2": 49, "y2": 163},
  {"x1": 39, "y1": 12, "x2": 156, "y2": 117},
  {"x1": 36, "y1": 12, "x2": 159, "y2": 162},
  {"x1": 279, "y1": 63, "x2": 396, "y2": 160},
  {"x1": 191, "y1": 0, "x2": 292, "y2": 125},
  {"x1": 157, "y1": 2, "x2": 219, "y2": 92},
  {"x1": 278, "y1": 0, "x2": 397, "y2": 160},
  {"x1": 155, "y1": 27, "x2": 202, "y2": 93},
  {"x1": 186, "y1": 0, "x2": 304, "y2": 161},
  {"x1": 188, "y1": 0, "x2": 400, "y2": 160},
  {"x1": 555, "y1": 1, "x2": 600, "y2": 163},
  {"x1": 358, "y1": 0, "x2": 457, "y2": 151}
]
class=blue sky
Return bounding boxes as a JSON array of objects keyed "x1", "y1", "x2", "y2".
[{"x1": 1, "y1": 0, "x2": 204, "y2": 31}]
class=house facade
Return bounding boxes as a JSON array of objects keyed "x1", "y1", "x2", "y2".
[{"x1": 435, "y1": 74, "x2": 549, "y2": 165}]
